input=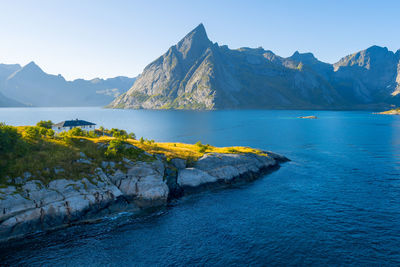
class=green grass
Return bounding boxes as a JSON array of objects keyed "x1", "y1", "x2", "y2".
[{"x1": 0, "y1": 124, "x2": 268, "y2": 187}]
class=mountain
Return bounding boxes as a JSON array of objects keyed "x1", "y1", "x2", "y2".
[
  {"x1": 110, "y1": 24, "x2": 400, "y2": 110},
  {"x1": 0, "y1": 62, "x2": 136, "y2": 107},
  {"x1": 0, "y1": 92, "x2": 25, "y2": 107}
]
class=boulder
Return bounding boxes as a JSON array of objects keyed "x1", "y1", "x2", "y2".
[
  {"x1": 177, "y1": 168, "x2": 217, "y2": 187},
  {"x1": 170, "y1": 158, "x2": 186, "y2": 169}
]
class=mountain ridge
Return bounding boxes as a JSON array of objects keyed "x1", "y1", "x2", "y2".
[
  {"x1": 110, "y1": 24, "x2": 400, "y2": 110},
  {"x1": 0, "y1": 62, "x2": 136, "y2": 107}
]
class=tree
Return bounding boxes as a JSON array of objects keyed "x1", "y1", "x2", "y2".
[
  {"x1": 36, "y1": 120, "x2": 53, "y2": 129},
  {"x1": 0, "y1": 123, "x2": 21, "y2": 152},
  {"x1": 128, "y1": 132, "x2": 136, "y2": 140},
  {"x1": 46, "y1": 129, "x2": 55, "y2": 137},
  {"x1": 110, "y1": 128, "x2": 128, "y2": 140},
  {"x1": 105, "y1": 139, "x2": 124, "y2": 157},
  {"x1": 23, "y1": 126, "x2": 41, "y2": 140},
  {"x1": 68, "y1": 127, "x2": 85, "y2": 136}
]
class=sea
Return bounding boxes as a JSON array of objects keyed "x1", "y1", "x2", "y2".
[{"x1": 0, "y1": 107, "x2": 399, "y2": 266}]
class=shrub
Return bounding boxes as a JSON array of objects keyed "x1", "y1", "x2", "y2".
[
  {"x1": 195, "y1": 141, "x2": 209, "y2": 153},
  {"x1": 105, "y1": 139, "x2": 124, "y2": 157},
  {"x1": 0, "y1": 123, "x2": 22, "y2": 153},
  {"x1": 139, "y1": 137, "x2": 144, "y2": 144},
  {"x1": 128, "y1": 132, "x2": 136, "y2": 140},
  {"x1": 68, "y1": 127, "x2": 85, "y2": 137},
  {"x1": 195, "y1": 141, "x2": 203, "y2": 147},
  {"x1": 23, "y1": 126, "x2": 41, "y2": 140},
  {"x1": 46, "y1": 129, "x2": 55, "y2": 138},
  {"x1": 36, "y1": 120, "x2": 53, "y2": 129},
  {"x1": 110, "y1": 128, "x2": 128, "y2": 140}
]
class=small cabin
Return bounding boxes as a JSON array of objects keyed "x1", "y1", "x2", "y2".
[{"x1": 52, "y1": 119, "x2": 96, "y2": 133}]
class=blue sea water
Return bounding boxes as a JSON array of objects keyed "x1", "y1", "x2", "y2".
[{"x1": 0, "y1": 108, "x2": 400, "y2": 266}]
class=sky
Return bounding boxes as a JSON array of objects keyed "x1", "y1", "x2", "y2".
[{"x1": 0, "y1": 0, "x2": 399, "y2": 80}]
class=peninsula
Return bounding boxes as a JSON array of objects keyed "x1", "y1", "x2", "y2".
[
  {"x1": 377, "y1": 108, "x2": 400, "y2": 115},
  {"x1": 0, "y1": 122, "x2": 288, "y2": 242}
]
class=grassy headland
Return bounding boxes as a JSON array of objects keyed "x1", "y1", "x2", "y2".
[
  {"x1": 377, "y1": 108, "x2": 400, "y2": 115},
  {"x1": 0, "y1": 121, "x2": 267, "y2": 186}
]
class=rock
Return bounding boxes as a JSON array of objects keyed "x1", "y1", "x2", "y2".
[
  {"x1": 164, "y1": 166, "x2": 183, "y2": 199},
  {"x1": 101, "y1": 161, "x2": 115, "y2": 168},
  {"x1": 13, "y1": 177, "x2": 24, "y2": 184},
  {"x1": 76, "y1": 158, "x2": 92, "y2": 164},
  {"x1": 54, "y1": 167, "x2": 64, "y2": 174},
  {"x1": 23, "y1": 172, "x2": 32, "y2": 179},
  {"x1": 177, "y1": 168, "x2": 217, "y2": 187},
  {"x1": 79, "y1": 152, "x2": 87, "y2": 158},
  {"x1": 170, "y1": 158, "x2": 186, "y2": 169},
  {"x1": 0, "y1": 149, "x2": 287, "y2": 242},
  {"x1": 143, "y1": 151, "x2": 153, "y2": 157},
  {"x1": 194, "y1": 153, "x2": 276, "y2": 181},
  {"x1": 155, "y1": 154, "x2": 167, "y2": 161},
  {"x1": 123, "y1": 143, "x2": 138, "y2": 150},
  {"x1": 110, "y1": 159, "x2": 169, "y2": 207}
]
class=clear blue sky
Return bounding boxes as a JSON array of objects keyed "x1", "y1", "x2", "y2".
[{"x1": 0, "y1": 0, "x2": 399, "y2": 80}]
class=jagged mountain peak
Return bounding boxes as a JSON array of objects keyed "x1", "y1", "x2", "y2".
[
  {"x1": 289, "y1": 51, "x2": 318, "y2": 63},
  {"x1": 176, "y1": 23, "x2": 212, "y2": 59},
  {"x1": 20, "y1": 61, "x2": 44, "y2": 74},
  {"x1": 365, "y1": 45, "x2": 389, "y2": 53},
  {"x1": 110, "y1": 26, "x2": 400, "y2": 110}
]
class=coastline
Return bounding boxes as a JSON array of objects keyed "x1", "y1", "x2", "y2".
[{"x1": 0, "y1": 145, "x2": 288, "y2": 243}]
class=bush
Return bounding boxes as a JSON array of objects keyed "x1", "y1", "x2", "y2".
[
  {"x1": 46, "y1": 129, "x2": 55, "y2": 137},
  {"x1": 195, "y1": 141, "x2": 203, "y2": 147},
  {"x1": 68, "y1": 127, "x2": 85, "y2": 137},
  {"x1": 139, "y1": 137, "x2": 144, "y2": 144},
  {"x1": 0, "y1": 123, "x2": 22, "y2": 153},
  {"x1": 105, "y1": 139, "x2": 124, "y2": 157},
  {"x1": 23, "y1": 126, "x2": 41, "y2": 140},
  {"x1": 110, "y1": 128, "x2": 128, "y2": 140},
  {"x1": 128, "y1": 132, "x2": 136, "y2": 140},
  {"x1": 195, "y1": 141, "x2": 209, "y2": 153},
  {"x1": 0, "y1": 123, "x2": 29, "y2": 178},
  {"x1": 36, "y1": 120, "x2": 53, "y2": 129}
]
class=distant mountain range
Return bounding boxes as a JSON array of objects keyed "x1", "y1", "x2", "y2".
[
  {"x1": 110, "y1": 24, "x2": 400, "y2": 110},
  {"x1": 0, "y1": 62, "x2": 136, "y2": 107}
]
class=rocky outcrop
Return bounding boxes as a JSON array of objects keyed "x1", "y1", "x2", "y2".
[
  {"x1": 110, "y1": 24, "x2": 400, "y2": 110},
  {"x1": 0, "y1": 151, "x2": 287, "y2": 242}
]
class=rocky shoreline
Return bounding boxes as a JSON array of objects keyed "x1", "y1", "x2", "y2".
[{"x1": 0, "y1": 151, "x2": 288, "y2": 243}]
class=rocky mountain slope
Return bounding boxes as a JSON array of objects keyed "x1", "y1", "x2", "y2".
[
  {"x1": 0, "y1": 62, "x2": 136, "y2": 107},
  {"x1": 110, "y1": 24, "x2": 400, "y2": 110}
]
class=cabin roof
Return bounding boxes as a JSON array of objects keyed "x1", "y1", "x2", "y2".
[{"x1": 53, "y1": 119, "x2": 96, "y2": 127}]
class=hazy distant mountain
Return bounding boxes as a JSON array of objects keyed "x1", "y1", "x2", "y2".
[
  {"x1": 0, "y1": 92, "x2": 25, "y2": 107},
  {"x1": 110, "y1": 24, "x2": 400, "y2": 110},
  {"x1": 0, "y1": 62, "x2": 136, "y2": 107}
]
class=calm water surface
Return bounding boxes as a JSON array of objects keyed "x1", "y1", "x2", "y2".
[{"x1": 1, "y1": 108, "x2": 400, "y2": 266}]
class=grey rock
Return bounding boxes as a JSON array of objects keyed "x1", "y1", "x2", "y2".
[
  {"x1": 177, "y1": 168, "x2": 217, "y2": 187},
  {"x1": 110, "y1": 159, "x2": 169, "y2": 206},
  {"x1": 54, "y1": 167, "x2": 64, "y2": 174},
  {"x1": 0, "y1": 150, "x2": 286, "y2": 242},
  {"x1": 170, "y1": 158, "x2": 186, "y2": 169},
  {"x1": 14, "y1": 177, "x2": 24, "y2": 184},
  {"x1": 76, "y1": 158, "x2": 92, "y2": 164}
]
